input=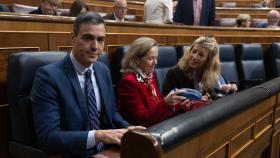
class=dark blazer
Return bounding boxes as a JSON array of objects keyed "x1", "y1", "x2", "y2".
[
  {"x1": 162, "y1": 65, "x2": 218, "y2": 99},
  {"x1": 255, "y1": 22, "x2": 268, "y2": 28},
  {"x1": 117, "y1": 72, "x2": 173, "y2": 127},
  {"x1": 276, "y1": 0, "x2": 280, "y2": 7},
  {"x1": 173, "y1": 0, "x2": 215, "y2": 26},
  {"x1": 102, "y1": 13, "x2": 128, "y2": 21},
  {"x1": 162, "y1": 66, "x2": 194, "y2": 96},
  {"x1": 29, "y1": 7, "x2": 43, "y2": 14},
  {"x1": 0, "y1": 4, "x2": 10, "y2": 12},
  {"x1": 31, "y1": 55, "x2": 129, "y2": 157}
]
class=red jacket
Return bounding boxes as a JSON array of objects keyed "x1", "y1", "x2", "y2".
[{"x1": 117, "y1": 72, "x2": 173, "y2": 127}]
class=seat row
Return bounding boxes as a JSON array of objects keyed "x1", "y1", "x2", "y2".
[
  {"x1": 6, "y1": 41, "x2": 280, "y2": 157},
  {"x1": 216, "y1": 18, "x2": 268, "y2": 27},
  {"x1": 0, "y1": 3, "x2": 138, "y2": 21},
  {"x1": 107, "y1": 43, "x2": 280, "y2": 92}
]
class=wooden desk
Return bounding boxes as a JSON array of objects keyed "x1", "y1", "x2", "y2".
[{"x1": 216, "y1": 7, "x2": 280, "y2": 19}]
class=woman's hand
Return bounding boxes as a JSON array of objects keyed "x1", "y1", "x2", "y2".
[
  {"x1": 230, "y1": 83, "x2": 238, "y2": 92},
  {"x1": 221, "y1": 83, "x2": 238, "y2": 93},
  {"x1": 164, "y1": 89, "x2": 186, "y2": 106},
  {"x1": 201, "y1": 93, "x2": 211, "y2": 101},
  {"x1": 180, "y1": 99, "x2": 192, "y2": 110}
]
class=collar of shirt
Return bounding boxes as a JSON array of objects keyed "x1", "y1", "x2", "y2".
[
  {"x1": 114, "y1": 13, "x2": 125, "y2": 22},
  {"x1": 70, "y1": 52, "x2": 102, "y2": 112},
  {"x1": 70, "y1": 52, "x2": 94, "y2": 75}
]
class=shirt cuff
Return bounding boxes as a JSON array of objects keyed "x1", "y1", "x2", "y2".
[{"x1": 86, "y1": 130, "x2": 96, "y2": 149}]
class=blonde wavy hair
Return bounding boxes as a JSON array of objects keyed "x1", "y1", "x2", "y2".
[
  {"x1": 122, "y1": 37, "x2": 157, "y2": 73},
  {"x1": 178, "y1": 35, "x2": 221, "y2": 91}
]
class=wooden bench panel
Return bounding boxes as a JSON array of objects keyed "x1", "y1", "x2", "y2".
[
  {"x1": 216, "y1": 0, "x2": 275, "y2": 7},
  {"x1": 206, "y1": 142, "x2": 229, "y2": 158},
  {"x1": 216, "y1": 7, "x2": 280, "y2": 20},
  {"x1": 121, "y1": 95, "x2": 276, "y2": 158}
]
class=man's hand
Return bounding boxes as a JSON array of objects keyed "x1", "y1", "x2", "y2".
[
  {"x1": 127, "y1": 126, "x2": 146, "y2": 131},
  {"x1": 95, "y1": 129, "x2": 128, "y2": 145}
]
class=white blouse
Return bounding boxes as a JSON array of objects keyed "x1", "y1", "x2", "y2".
[{"x1": 144, "y1": 0, "x2": 173, "y2": 24}]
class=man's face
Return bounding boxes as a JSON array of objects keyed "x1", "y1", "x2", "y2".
[
  {"x1": 268, "y1": 14, "x2": 279, "y2": 26},
  {"x1": 41, "y1": 2, "x2": 57, "y2": 15},
  {"x1": 114, "y1": 1, "x2": 127, "y2": 20},
  {"x1": 241, "y1": 19, "x2": 251, "y2": 28},
  {"x1": 71, "y1": 23, "x2": 105, "y2": 67}
]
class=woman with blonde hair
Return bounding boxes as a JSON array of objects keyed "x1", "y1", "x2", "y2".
[
  {"x1": 236, "y1": 14, "x2": 251, "y2": 27},
  {"x1": 117, "y1": 37, "x2": 187, "y2": 127},
  {"x1": 162, "y1": 35, "x2": 221, "y2": 100}
]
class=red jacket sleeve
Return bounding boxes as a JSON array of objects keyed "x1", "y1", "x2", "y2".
[{"x1": 117, "y1": 74, "x2": 173, "y2": 127}]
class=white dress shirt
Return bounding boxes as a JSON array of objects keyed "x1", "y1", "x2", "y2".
[{"x1": 144, "y1": 0, "x2": 173, "y2": 24}]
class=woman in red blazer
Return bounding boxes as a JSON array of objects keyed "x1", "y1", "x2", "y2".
[{"x1": 117, "y1": 37, "x2": 187, "y2": 127}]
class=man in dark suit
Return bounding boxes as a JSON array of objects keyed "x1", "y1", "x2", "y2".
[
  {"x1": 103, "y1": 0, "x2": 128, "y2": 21},
  {"x1": 29, "y1": 0, "x2": 59, "y2": 15},
  {"x1": 31, "y1": 12, "x2": 143, "y2": 157},
  {"x1": 276, "y1": 0, "x2": 280, "y2": 7},
  {"x1": 173, "y1": 0, "x2": 215, "y2": 26}
]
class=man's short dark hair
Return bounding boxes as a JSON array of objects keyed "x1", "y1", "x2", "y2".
[{"x1": 73, "y1": 11, "x2": 105, "y2": 35}]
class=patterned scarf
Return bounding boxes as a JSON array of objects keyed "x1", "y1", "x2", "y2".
[{"x1": 135, "y1": 69, "x2": 160, "y2": 104}]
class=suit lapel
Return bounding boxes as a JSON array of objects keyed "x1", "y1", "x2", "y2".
[
  {"x1": 190, "y1": 0, "x2": 194, "y2": 22},
  {"x1": 63, "y1": 55, "x2": 89, "y2": 128}
]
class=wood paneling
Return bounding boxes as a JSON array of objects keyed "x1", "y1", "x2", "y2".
[
  {"x1": 271, "y1": 129, "x2": 280, "y2": 158},
  {"x1": 1, "y1": 13, "x2": 279, "y2": 50},
  {"x1": 231, "y1": 125, "x2": 254, "y2": 157},
  {"x1": 48, "y1": 33, "x2": 72, "y2": 50},
  {"x1": 255, "y1": 112, "x2": 273, "y2": 138},
  {"x1": 206, "y1": 142, "x2": 230, "y2": 158}
]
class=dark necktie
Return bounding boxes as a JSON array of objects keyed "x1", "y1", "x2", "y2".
[{"x1": 85, "y1": 69, "x2": 104, "y2": 152}]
